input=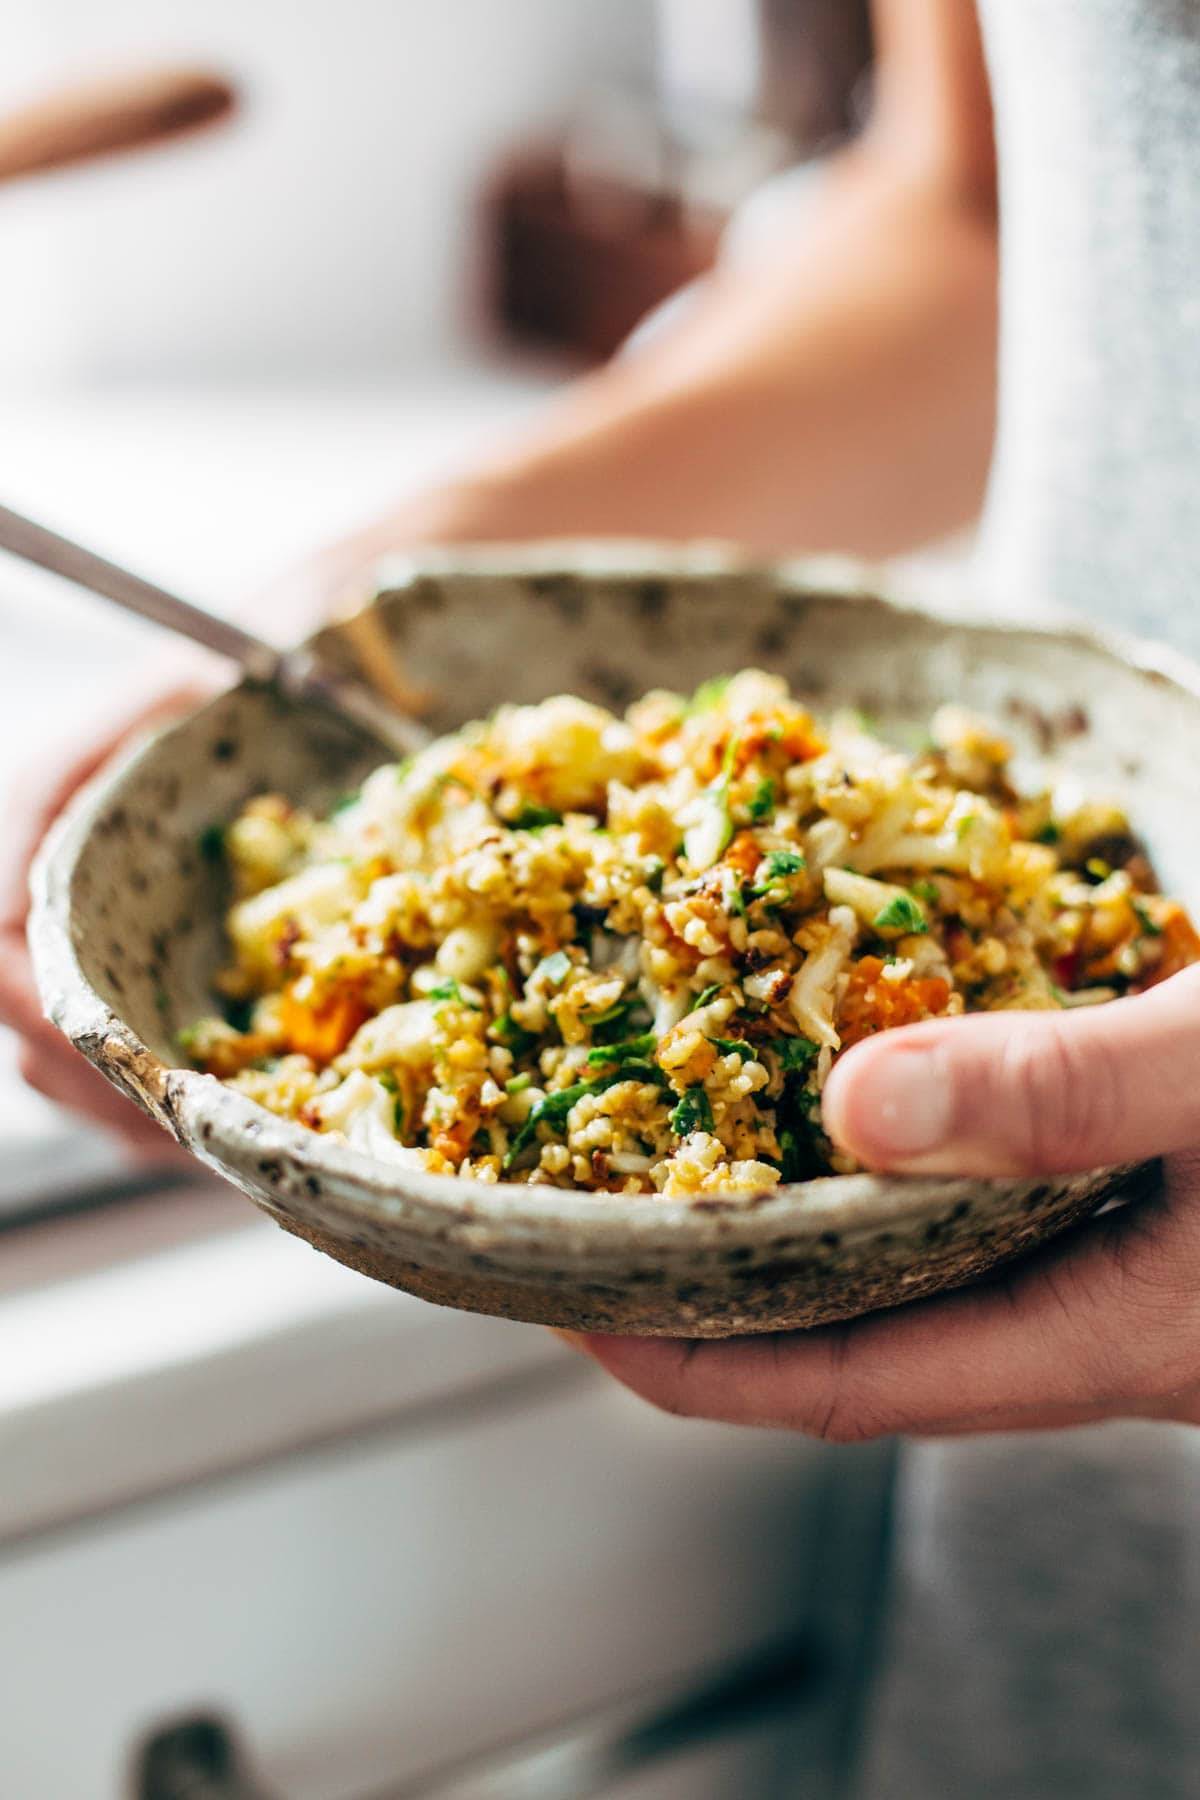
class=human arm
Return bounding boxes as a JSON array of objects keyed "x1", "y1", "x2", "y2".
[{"x1": 1, "y1": 0, "x2": 1000, "y2": 1138}]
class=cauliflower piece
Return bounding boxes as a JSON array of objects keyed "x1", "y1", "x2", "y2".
[
  {"x1": 306, "y1": 1069, "x2": 429, "y2": 1168},
  {"x1": 337, "y1": 1000, "x2": 439, "y2": 1072},
  {"x1": 658, "y1": 1131, "x2": 780, "y2": 1198},
  {"x1": 823, "y1": 868, "x2": 927, "y2": 937},
  {"x1": 435, "y1": 922, "x2": 500, "y2": 985},
  {"x1": 228, "y1": 862, "x2": 358, "y2": 979},
  {"x1": 488, "y1": 696, "x2": 639, "y2": 812},
  {"x1": 789, "y1": 904, "x2": 858, "y2": 1049}
]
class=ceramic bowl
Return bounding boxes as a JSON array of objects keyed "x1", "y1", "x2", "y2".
[{"x1": 30, "y1": 547, "x2": 1199, "y2": 1337}]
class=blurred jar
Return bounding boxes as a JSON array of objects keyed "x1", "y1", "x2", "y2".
[{"x1": 0, "y1": 0, "x2": 652, "y2": 386}]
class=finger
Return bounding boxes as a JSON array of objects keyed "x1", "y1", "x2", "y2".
[
  {"x1": 822, "y1": 963, "x2": 1200, "y2": 1176},
  {"x1": 579, "y1": 1170, "x2": 1200, "y2": 1438}
]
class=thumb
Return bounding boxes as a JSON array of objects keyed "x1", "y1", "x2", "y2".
[{"x1": 822, "y1": 964, "x2": 1200, "y2": 1176}]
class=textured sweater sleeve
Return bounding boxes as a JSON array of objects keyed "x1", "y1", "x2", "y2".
[{"x1": 977, "y1": 0, "x2": 1200, "y2": 650}]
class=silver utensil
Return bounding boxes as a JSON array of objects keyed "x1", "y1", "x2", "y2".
[{"x1": 0, "y1": 501, "x2": 431, "y2": 757}]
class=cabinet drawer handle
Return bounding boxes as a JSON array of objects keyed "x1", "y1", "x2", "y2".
[
  {"x1": 134, "y1": 1716, "x2": 278, "y2": 1800},
  {"x1": 135, "y1": 1635, "x2": 815, "y2": 1800}
]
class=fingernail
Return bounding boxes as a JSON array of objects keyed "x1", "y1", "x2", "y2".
[{"x1": 849, "y1": 1046, "x2": 954, "y2": 1162}]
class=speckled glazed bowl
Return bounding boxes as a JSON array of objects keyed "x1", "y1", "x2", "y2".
[{"x1": 30, "y1": 547, "x2": 1200, "y2": 1336}]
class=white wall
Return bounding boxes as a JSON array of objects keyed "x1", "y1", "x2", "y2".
[{"x1": 0, "y1": 0, "x2": 653, "y2": 385}]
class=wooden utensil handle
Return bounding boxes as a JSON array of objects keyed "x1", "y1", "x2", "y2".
[{"x1": 0, "y1": 67, "x2": 235, "y2": 184}]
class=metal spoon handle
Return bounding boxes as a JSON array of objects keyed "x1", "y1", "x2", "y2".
[
  {"x1": 0, "y1": 500, "x2": 432, "y2": 757},
  {"x1": 0, "y1": 501, "x2": 284, "y2": 679}
]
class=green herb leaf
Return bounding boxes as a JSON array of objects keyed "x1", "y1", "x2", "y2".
[
  {"x1": 198, "y1": 823, "x2": 225, "y2": 864},
  {"x1": 642, "y1": 856, "x2": 666, "y2": 894},
  {"x1": 910, "y1": 879, "x2": 940, "y2": 904},
  {"x1": 492, "y1": 1011, "x2": 537, "y2": 1058},
  {"x1": 762, "y1": 849, "x2": 805, "y2": 878},
  {"x1": 768, "y1": 1034, "x2": 819, "y2": 1073},
  {"x1": 429, "y1": 978, "x2": 479, "y2": 1006},
  {"x1": 775, "y1": 1123, "x2": 815, "y2": 1183},
  {"x1": 504, "y1": 1081, "x2": 588, "y2": 1165},
  {"x1": 871, "y1": 893, "x2": 929, "y2": 935},
  {"x1": 503, "y1": 1064, "x2": 662, "y2": 1168},
  {"x1": 1132, "y1": 898, "x2": 1164, "y2": 936},
  {"x1": 1034, "y1": 820, "x2": 1061, "y2": 845},
  {"x1": 688, "y1": 675, "x2": 731, "y2": 714},
  {"x1": 711, "y1": 1037, "x2": 755, "y2": 1060},
  {"x1": 587, "y1": 1031, "x2": 656, "y2": 1067},
  {"x1": 591, "y1": 999, "x2": 652, "y2": 1044},
  {"x1": 687, "y1": 983, "x2": 722, "y2": 1013},
  {"x1": 508, "y1": 802, "x2": 563, "y2": 830},
  {"x1": 746, "y1": 777, "x2": 776, "y2": 822},
  {"x1": 378, "y1": 1073, "x2": 405, "y2": 1133},
  {"x1": 668, "y1": 1085, "x2": 714, "y2": 1137},
  {"x1": 772, "y1": 1074, "x2": 823, "y2": 1182},
  {"x1": 749, "y1": 849, "x2": 806, "y2": 895},
  {"x1": 505, "y1": 1073, "x2": 532, "y2": 1095}
]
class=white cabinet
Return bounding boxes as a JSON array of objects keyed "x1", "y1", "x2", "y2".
[{"x1": 0, "y1": 1349, "x2": 887, "y2": 1799}]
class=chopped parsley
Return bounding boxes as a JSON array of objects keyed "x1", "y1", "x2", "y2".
[
  {"x1": 910, "y1": 879, "x2": 940, "y2": 904},
  {"x1": 710, "y1": 1037, "x2": 755, "y2": 1060},
  {"x1": 1035, "y1": 820, "x2": 1061, "y2": 845},
  {"x1": 221, "y1": 995, "x2": 254, "y2": 1033},
  {"x1": 1133, "y1": 898, "x2": 1163, "y2": 936},
  {"x1": 669, "y1": 1085, "x2": 714, "y2": 1137},
  {"x1": 508, "y1": 802, "x2": 562, "y2": 830},
  {"x1": 198, "y1": 823, "x2": 225, "y2": 864},
  {"x1": 505, "y1": 1073, "x2": 532, "y2": 1095},
  {"x1": 768, "y1": 1034, "x2": 819, "y2": 1073},
  {"x1": 582, "y1": 993, "x2": 627, "y2": 1025},
  {"x1": 587, "y1": 1031, "x2": 656, "y2": 1067},
  {"x1": 378, "y1": 1070, "x2": 405, "y2": 1131},
  {"x1": 688, "y1": 983, "x2": 722, "y2": 1013},
  {"x1": 746, "y1": 777, "x2": 776, "y2": 822},
  {"x1": 772, "y1": 1064, "x2": 823, "y2": 1181},
  {"x1": 491, "y1": 1011, "x2": 537, "y2": 1058},
  {"x1": 872, "y1": 893, "x2": 929, "y2": 935},
  {"x1": 504, "y1": 1062, "x2": 666, "y2": 1167},
  {"x1": 750, "y1": 849, "x2": 806, "y2": 895},
  {"x1": 687, "y1": 675, "x2": 731, "y2": 714},
  {"x1": 429, "y1": 977, "x2": 479, "y2": 1007}
]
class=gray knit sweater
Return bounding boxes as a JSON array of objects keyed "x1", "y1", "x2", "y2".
[{"x1": 858, "y1": 7, "x2": 1200, "y2": 1797}]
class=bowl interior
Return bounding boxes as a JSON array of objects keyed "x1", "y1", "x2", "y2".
[
  {"x1": 34, "y1": 552, "x2": 1200, "y2": 1332},
  {"x1": 69, "y1": 557, "x2": 1200, "y2": 1066}
]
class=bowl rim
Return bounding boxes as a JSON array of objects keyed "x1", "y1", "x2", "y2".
[{"x1": 28, "y1": 542, "x2": 1200, "y2": 1251}]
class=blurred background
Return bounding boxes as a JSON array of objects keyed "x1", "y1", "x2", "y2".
[{"x1": 0, "y1": 5, "x2": 919, "y2": 1796}]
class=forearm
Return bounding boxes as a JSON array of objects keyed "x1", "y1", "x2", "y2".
[
  {"x1": 312, "y1": 166, "x2": 995, "y2": 606},
  {"x1": 476, "y1": 171, "x2": 998, "y2": 555}
]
